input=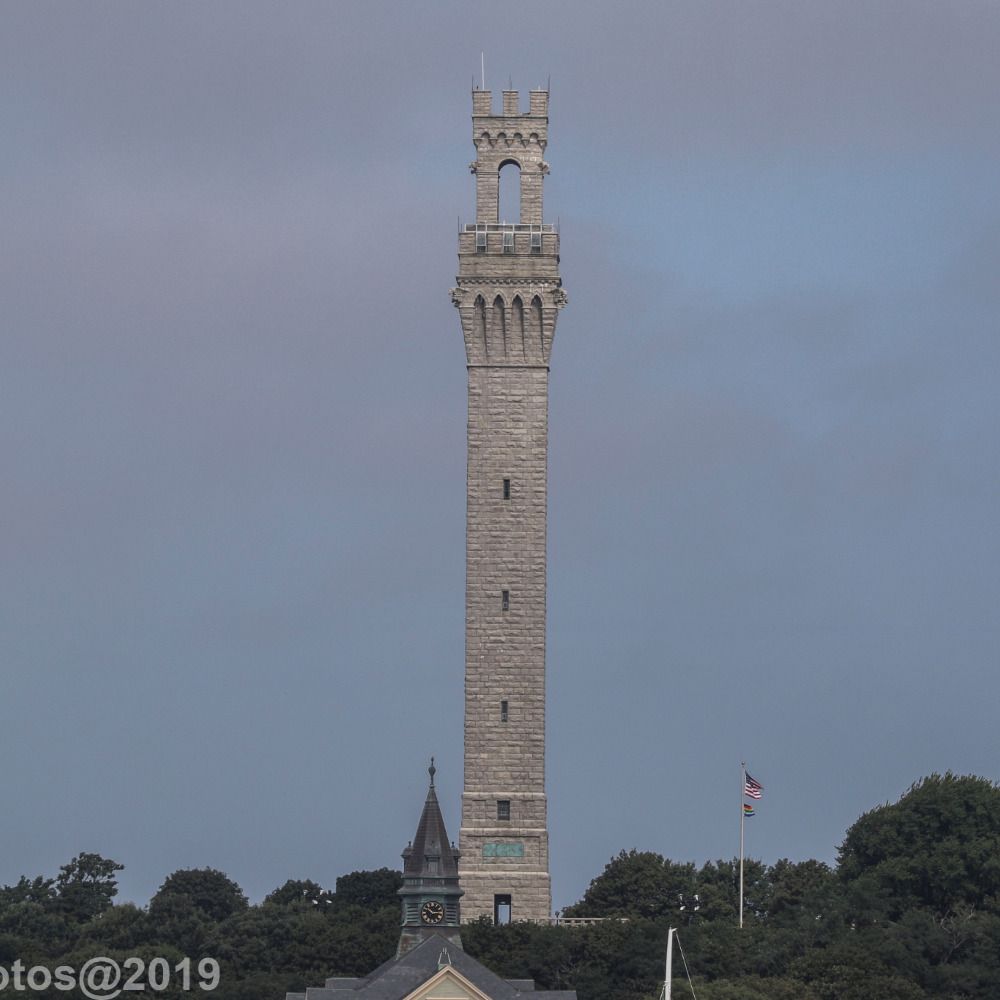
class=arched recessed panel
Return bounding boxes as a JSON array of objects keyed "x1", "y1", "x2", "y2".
[
  {"x1": 530, "y1": 296, "x2": 544, "y2": 361},
  {"x1": 511, "y1": 296, "x2": 525, "y2": 361},
  {"x1": 474, "y1": 295, "x2": 487, "y2": 359},
  {"x1": 497, "y1": 161, "x2": 521, "y2": 225},
  {"x1": 491, "y1": 296, "x2": 507, "y2": 359}
]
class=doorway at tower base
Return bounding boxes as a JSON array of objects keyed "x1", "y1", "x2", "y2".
[{"x1": 457, "y1": 871, "x2": 552, "y2": 925}]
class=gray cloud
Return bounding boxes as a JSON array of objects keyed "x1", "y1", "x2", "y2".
[{"x1": 2, "y1": 1, "x2": 998, "y2": 908}]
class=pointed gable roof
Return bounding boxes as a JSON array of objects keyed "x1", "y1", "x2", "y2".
[{"x1": 291, "y1": 933, "x2": 575, "y2": 1000}]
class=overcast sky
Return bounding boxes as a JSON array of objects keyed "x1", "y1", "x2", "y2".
[{"x1": 3, "y1": 1, "x2": 999, "y2": 911}]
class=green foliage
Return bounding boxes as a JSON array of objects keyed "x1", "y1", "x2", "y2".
[
  {"x1": 0, "y1": 876, "x2": 57, "y2": 909},
  {"x1": 562, "y1": 851, "x2": 770, "y2": 926},
  {"x1": 463, "y1": 916, "x2": 666, "y2": 1000},
  {"x1": 3, "y1": 775, "x2": 1000, "y2": 1000},
  {"x1": 334, "y1": 868, "x2": 403, "y2": 909},
  {"x1": 463, "y1": 917, "x2": 577, "y2": 989},
  {"x1": 150, "y1": 868, "x2": 249, "y2": 923},
  {"x1": 0, "y1": 900, "x2": 70, "y2": 960},
  {"x1": 838, "y1": 773, "x2": 1000, "y2": 919},
  {"x1": 696, "y1": 976, "x2": 819, "y2": 1000},
  {"x1": 563, "y1": 850, "x2": 696, "y2": 919},
  {"x1": 698, "y1": 858, "x2": 769, "y2": 924},
  {"x1": 468, "y1": 774, "x2": 1000, "y2": 999},
  {"x1": 77, "y1": 903, "x2": 152, "y2": 951},
  {"x1": 263, "y1": 879, "x2": 327, "y2": 908},
  {"x1": 54, "y1": 854, "x2": 124, "y2": 923}
]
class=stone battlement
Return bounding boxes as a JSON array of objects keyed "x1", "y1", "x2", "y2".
[{"x1": 472, "y1": 88, "x2": 549, "y2": 119}]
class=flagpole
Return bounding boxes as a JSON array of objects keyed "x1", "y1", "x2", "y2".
[{"x1": 739, "y1": 760, "x2": 745, "y2": 929}]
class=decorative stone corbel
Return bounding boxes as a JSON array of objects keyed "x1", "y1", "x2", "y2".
[
  {"x1": 552, "y1": 286, "x2": 568, "y2": 308},
  {"x1": 450, "y1": 287, "x2": 465, "y2": 308}
]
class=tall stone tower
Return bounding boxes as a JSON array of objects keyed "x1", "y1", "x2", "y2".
[{"x1": 451, "y1": 86, "x2": 566, "y2": 924}]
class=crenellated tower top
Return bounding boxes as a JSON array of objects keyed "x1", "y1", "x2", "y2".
[
  {"x1": 470, "y1": 89, "x2": 549, "y2": 225},
  {"x1": 452, "y1": 86, "x2": 565, "y2": 369}
]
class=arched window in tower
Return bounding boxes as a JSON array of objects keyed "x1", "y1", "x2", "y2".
[
  {"x1": 511, "y1": 296, "x2": 525, "y2": 360},
  {"x1": 529, "y1": 295, "x2": 544, "y2": 361},
  {"x1": 474, "y1": 295, "x2": 487, "y2": 359},
  {"x1": 497, "y1": 160, "x2": 521, "y2": 225},
  {"x1": 491, "y1": 296, "x2": 507, "y2": 359}
]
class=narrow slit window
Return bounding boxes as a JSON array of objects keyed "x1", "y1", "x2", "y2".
[
  {"x1": 503, "y1": 228, "x2": 514, "y2": 254},
  {"x1": 530, "y1": 230, "x2": 542, "y2": 254},
  {"x1": 497, "y1": 800, "x2": 511, "y2": 821},
  {"x1": 501, "y1": 590, "x2": 509, "y2": 612},
  {"x1": 500, "y1": 700, "x2": 509, "y2": 722},
  {"x1": 503, "y1": 478, "x2": 511, "y2": 500},
  {"x1": 476, "y1": 228, "x2": 487, "y2": 253}
]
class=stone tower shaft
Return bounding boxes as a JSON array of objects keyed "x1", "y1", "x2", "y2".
[{"x1": 451, "y1": 87, "x2": 565, "y2": 924}]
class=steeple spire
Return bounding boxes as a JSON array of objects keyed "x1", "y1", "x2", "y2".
[
  {"x1": 397, "y1": 762, "x2": 463, "y2": 956},
  {"x1": 403, "y1": 759, "x2": 458, "y2": 878}
]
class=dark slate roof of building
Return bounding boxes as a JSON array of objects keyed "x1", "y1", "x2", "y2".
[
  {"x1": 289, "y1": 933, "x2": 575, "y2": 1000},
  {"x1": 403, "y1": 761, "x2": 459, "y2": 876}
]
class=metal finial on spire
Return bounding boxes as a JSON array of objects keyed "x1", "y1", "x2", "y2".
[{"x1": 428, "y1": 756, "x2": 436, "y2": 786}]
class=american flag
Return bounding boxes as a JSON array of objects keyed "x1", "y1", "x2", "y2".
[{"x1": 744, "y1": 771, "x2": 763, "y2": 799}]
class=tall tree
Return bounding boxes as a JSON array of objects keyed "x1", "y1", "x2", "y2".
[
  {"x1": 563, "y1": 850, "x2": 696, "y2": 920},
  {"x1": 55, "y1": 853, "x2": 124, "y2": 922},
  {"x1": 150, "y1": 868, "x2": 249, "y2": 923},
  {"x1": 334, "y1": 869, "x2": 402, "y2": 910},
  {"x1": 838, "y1": 773, "x2": 1000, "y2": 919}
]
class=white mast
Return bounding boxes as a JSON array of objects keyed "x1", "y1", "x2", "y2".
[{"x1": 664, "y1": 926, "x2": 674, "y2": 1000}]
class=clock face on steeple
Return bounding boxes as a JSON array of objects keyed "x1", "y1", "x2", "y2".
[{"x1": 420, "y1": 900, "x2": 445, "y2": 925}]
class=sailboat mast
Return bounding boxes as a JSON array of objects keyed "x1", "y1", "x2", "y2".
[{"x1": 664, "y1": 926, "x2": 674, "y2": 1000}]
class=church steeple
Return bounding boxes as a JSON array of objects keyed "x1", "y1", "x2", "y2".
[{"x1": 397, "y1": 760, "x2": 463, "y2": 957}]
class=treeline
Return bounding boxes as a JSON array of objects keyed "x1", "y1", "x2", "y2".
[
  {"x1": 2, "y1": 774, "x2": 998, "y2": 999},
  {"x1": 0, "y1": 864, "x2": 401, "y2": 999},
  {"x1": 466, "y1": 773, "x2": 1000, "y2": 1000}
]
